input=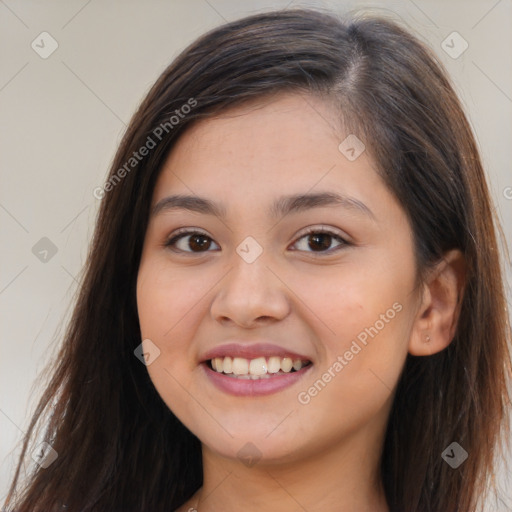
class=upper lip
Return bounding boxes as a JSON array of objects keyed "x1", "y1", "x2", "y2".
[{"x1": 200, "y1": 343, "x2": 312, "y2": 363}]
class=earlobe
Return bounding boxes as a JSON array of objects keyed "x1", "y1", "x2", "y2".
[{"x1": 408, "y1": 249, "x2": 466, "y2": 356}]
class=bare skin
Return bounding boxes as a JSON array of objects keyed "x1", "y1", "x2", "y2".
[{"x1": 136, "y1": 92, "x2": 465, "y2": 512}]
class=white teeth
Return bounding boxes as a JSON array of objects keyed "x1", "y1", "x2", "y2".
[
  {"x1": 281, "y1": 357, "x2": 293, "y2": 372},
  {"x1": 232, "y1": 357, "x2": 249, "y2": 375},
  {"x1": 223, "y1": 356, "x2": 233, "y2": 374},
  {"x1": 214, "y1": 357, "x2": 223, "y2": 373},
  {"x1": 209, "y1": 355, "x2": 310, "y2": 377},
  {"x1": 267, "y1": 356, "x2": 281, "y2": 373},
  {"x1": 249, "y1": 357, "x2": 267, "y2": 376}
]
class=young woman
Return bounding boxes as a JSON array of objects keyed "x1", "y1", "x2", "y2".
[{"x1": 4, "y1": 8, "x2": 511, "y2": 512}]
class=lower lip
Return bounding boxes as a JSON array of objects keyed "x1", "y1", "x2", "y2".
[{"x1": 202, "y1": 362, "x2": 313, "y2": 397}]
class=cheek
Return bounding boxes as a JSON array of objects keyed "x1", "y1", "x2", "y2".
[
  {"x1": 136, "y1": 262, "x2": 207, "y2": 417},
  {"x1": 137, "y1": 259, "x2": 206, "y2": 339},
  {"x1": 136, "y1": 260, "x2": 208, "y2": 393},
  {"x1": 290, "y1": 258, "x2": 413, "y2": 407},
  {"x1": 288, "y1": 258, "x2": 409, "y2": 344}
]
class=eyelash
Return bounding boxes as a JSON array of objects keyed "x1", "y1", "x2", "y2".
[{"x1": 163, "y1": 226, "x2": 350, "y2": 256}]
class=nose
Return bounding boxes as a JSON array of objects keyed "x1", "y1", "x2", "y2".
[{"x1": 210, "y1": 252, "x2": 291, "y2": 328}]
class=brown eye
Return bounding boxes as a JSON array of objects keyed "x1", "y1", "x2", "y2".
[
  {"x1": 292, "y1": 228, "x2": 348, "y2": 254},
  {"x1": 187, "y1": 234, "x2": 212, "y2": 251},
  {"x1": 165, "y1": 231, "x2": 219, "y2": 253},
  {"x1": 306, "y1": 233, "x2": 334, "y2": 251}
]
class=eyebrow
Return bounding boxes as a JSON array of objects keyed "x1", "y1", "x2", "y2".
[{"x1": 151, "y1": 191, "x2": 375, "y2": 221}]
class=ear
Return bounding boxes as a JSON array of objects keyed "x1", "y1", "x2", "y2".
[{"x1": 409, "y1": 249, "x2": 466, "y2": 356}]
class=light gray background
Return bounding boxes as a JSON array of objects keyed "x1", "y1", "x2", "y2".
[{"x1": 1, "y1": 0, "x2": 511, "y2": 508}]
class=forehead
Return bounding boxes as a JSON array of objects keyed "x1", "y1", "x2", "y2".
[
  {"x1": 172, "y1": 93, "x2": 343, "y2": 163},
  {"x1": 157, "y1": 94, "x2": 365, "y2": 182},
  {"x1": 150, "y1": 92, "x2": 400, "y2": 227}
]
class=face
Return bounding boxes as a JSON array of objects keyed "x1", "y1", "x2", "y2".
[{"x1": 136, "y1": 92, "x2": 420, "y2": 466}]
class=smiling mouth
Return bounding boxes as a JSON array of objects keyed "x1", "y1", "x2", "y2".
[{"x1": 206, "y1": 356, "x2": 312, "y2": 379}]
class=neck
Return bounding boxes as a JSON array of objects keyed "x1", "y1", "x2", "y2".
[{"x1": 191, "y1": 423, "x2": 390, "y2": 512}]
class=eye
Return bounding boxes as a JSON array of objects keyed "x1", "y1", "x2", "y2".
[
  {"x1": 290, "y1": 226, "x2": 349, "y2": 254},
  {"x1": 164, "y1": 228, "x2": 219, "y2": 253},
  {"x1": 165, "y1": 226, "x2": 349, "y2": 255}
]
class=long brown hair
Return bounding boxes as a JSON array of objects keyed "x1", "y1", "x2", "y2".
[{"x1": 4, "y1": 8, "x2": 511, "y2": 512}]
